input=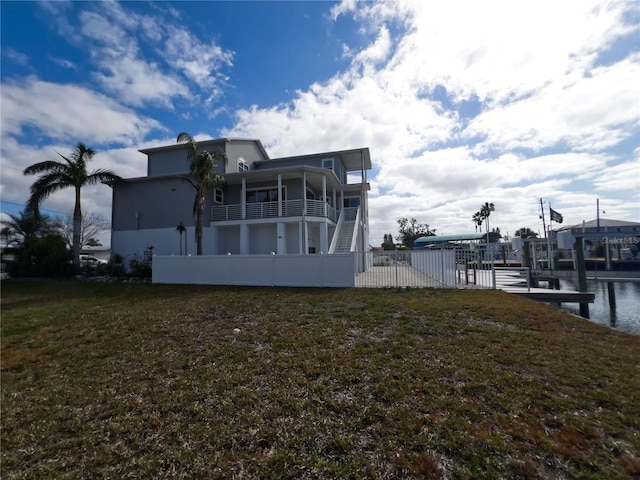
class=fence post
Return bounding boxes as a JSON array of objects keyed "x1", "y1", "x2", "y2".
[
  {"x1": 395, "y1": 251, "x2": 399, "y2": 287},
  {"x1": 491, "y1": 249, "x2": 496, "y2": 288}
]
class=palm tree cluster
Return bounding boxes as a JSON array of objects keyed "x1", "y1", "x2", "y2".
[
  {"x1": 472, "y1": 202, "x2": 495, "y2": 234},
  {"x1": 1, "y1": 210, "x2": 54, "y2": 249},
  {"x1": 1, "y1": 210, "x2": 69, "y2": 277}
]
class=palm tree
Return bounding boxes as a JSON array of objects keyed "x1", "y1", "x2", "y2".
[
  {"x1": 1, "y1": 210, "x2": 53, "y2": 249},
  {"x1": 176, "y1": 133, "x2": 227, "y2": 255},
  {"x1": 1, "y1": 226, "x2": 11, "y2": 247},
  {"x1": 176, "y1": 221, "x2": 186, "y2": 255},
  {"x1": 23, "y1": 142, "x2": 121, "y2": 268},
  {"x1": 515, "y1": 227, "x2": 538, "y2": 238},
  {"x1": 472, "y1": 211, "x2": 483, "y2": 232},
  {"x1": 480, "y1": 202, "x2": 495, "y2": 233}
]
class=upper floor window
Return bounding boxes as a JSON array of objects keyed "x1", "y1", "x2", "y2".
[
  {"x1": 246, "y1": 187, "x2": 285, "y2": 203},
  {"x1": 343, "y1": 196, "x2": 360, "y2": 208},
  {"x1": 322, "y1": 158, "x2": 334, "y2": 170},
  {"x1": 214, "y1": 188, "x2": 224, "y2": 204},
  {"x1": 238, "y1": 157, "x2": 249, "y2": 173},
  {"x1": 306, "y1": 187, "x2": 316, "y2": 200}
]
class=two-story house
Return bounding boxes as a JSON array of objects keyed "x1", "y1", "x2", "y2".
[{"x1": 110, "y1": 138, "x2": 371, "y2": 263}]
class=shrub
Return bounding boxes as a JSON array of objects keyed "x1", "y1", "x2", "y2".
[
  {"x1": 104, "y1": 254, "x2": 126, "y2": 277},
  {"x1": 128, "y1": 255, "x2": 151, "y2": 278},
  {"x1": 6, "y1": 234, "x2": 71, "y2": 277}
]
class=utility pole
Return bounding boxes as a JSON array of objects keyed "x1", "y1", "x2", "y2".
[{"x1": 539, "y1": 198, "x2": 547, "y2": 239}]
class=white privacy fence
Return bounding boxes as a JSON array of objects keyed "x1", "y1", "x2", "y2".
[
  {"x1": 153, "y1": 253, "x2": 355, "y2": 287},
  {"x1": 152, "y1": 248, "x2": 521, "y2": 289}
]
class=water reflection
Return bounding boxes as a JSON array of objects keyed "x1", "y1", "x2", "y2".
[{"x1": 559, "y1": 279, "x2": 640, "y2": 335}]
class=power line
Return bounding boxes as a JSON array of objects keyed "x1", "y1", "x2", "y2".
[{"x1": 0, "y1": 199, "x2": 72, "y2": 216}]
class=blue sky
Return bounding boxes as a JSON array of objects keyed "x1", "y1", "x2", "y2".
[{"x1": 1, "y1": 0, "x2": 638, "y2": 246}]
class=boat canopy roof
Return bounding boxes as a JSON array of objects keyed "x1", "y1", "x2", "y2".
[{"x1": 413, "y1": 232, "x2": 502, "y2": 248}]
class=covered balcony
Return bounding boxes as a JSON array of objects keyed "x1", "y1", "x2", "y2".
[{"x1": 212, "y1": 199, "x2": 338, "y2": 222}]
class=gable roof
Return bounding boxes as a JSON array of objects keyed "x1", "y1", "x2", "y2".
[
  {"x1": 262, "y1": 147, "x2": 371, "y2": 171},
  {"x1": 139, "y1": 138, "x2": 269, "y2": 159}
]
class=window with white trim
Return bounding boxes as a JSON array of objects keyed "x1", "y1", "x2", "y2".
[
  {"x1": 214, "y1": 188, "x2": 224, "y2": 204},
  {"x1": 343, "y1": 196, "x2": 360, "y2": 208},
  {"x1": 322, "y1": 158, "x2": 334, "y2": 170},
  {"x1": 238, "y1": 157, "x2": 249, "y2": 172},
  {"x1": 246, "y1": 187, "x2": 285, "y2": 203}
]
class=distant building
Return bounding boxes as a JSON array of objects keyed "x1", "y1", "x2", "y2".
[
  {"x1": 413, "y1": 232, "x2": 502, "y2": 249},
  {"x1": 555, "y1": 218, "x2": 639, "y2": 236},
  {"x1": 554, "y1": 218, "x2": 640, "y2": 260}
]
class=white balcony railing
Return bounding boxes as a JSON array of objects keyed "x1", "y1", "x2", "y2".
[{"x1": 212, "y1": 199, "x2": 338, "y2": 222}]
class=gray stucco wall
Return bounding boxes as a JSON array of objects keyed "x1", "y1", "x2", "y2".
[
  {"x1": 286, "y1": 223, "x2": 299, "y2": 254},
  {"x1": 225, "y1": 141, "x2": 269, "y2": 173},
  {"x1": 216, "y1": 225, "x2": 240, "y2": 254},
  {"x1": 147, "y1": 141, "x2": 227, "y2": 177},
  {"x1": 249, "y1": 224, "x2": 277, "y2": 254},
  {"x1": 112, "y1": 177, "x2": 210, "y2": 231},
  {"x1": 147, "y1": 149, "x2": 190, "y2": 177}
]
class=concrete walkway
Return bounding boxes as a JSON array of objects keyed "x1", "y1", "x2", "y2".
[{"x1": 355, "y1": 263, "x2": 447, "y2": 288}]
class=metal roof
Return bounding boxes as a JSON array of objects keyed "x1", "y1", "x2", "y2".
[
  {"x1": 139, "y1": 138, "x2": 270, "y2": 159},
  {"x1": 413, "y1": 232, "x2": 502, "y2": 247},
  {"x1": 260, "y1": 147, "x2": 371, "y2": 172},
  {"x1": 556, "y1": 218, "x2": 640, "y2": 231}
]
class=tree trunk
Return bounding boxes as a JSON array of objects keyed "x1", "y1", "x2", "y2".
[
  {"x1": 195, "y1": 187, "x2": 205, "y2": 255},
  {"x1": 72, "y1": 186, "x2": 82, "y2": 268}
]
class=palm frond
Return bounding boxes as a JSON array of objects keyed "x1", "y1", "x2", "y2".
[
  {"x1": 23, "y1": 160, "x2": 66, "y2": 176},
  {"x1": 84, "y1": 170, "x2": 122, "y2": 186}
]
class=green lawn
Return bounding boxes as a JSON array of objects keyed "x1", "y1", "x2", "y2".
[{"x1": 1, "y1": 281, "x2": 639, "y2": 479}]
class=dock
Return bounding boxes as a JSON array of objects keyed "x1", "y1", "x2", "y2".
[
  {"x1": 475, "y1": 268, "x2": 595, "y2": 305},
  {"x1": 504, "y1": 287, "x2": 595, "y2": 304}
]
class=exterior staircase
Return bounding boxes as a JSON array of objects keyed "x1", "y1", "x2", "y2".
[{"x1": 334, "y1": 221, "x2": 355, "y2": 253}]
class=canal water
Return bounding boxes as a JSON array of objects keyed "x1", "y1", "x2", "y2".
[{"x1": 558, "y1": 279, "x2": 640, "y2": 335}]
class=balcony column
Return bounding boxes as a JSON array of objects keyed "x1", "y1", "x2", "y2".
[
  {"x1": 333, "y1": 189, "x2": 337, "y2": 218},
  {"x1": 320, "y1": 221, "x2": 328, "y2": 254},
  {"x1": 322, "y1": 175, "x2": 327, "y2": 217},
  {"x1": 301, "y1": 171, "x2": 308, "y2": 254},
  {"x1": 298, "y1": 221, "x2": 304, "y2": 254},
  {"x1": 241, "y1": 178, "x2": 246, "y2": 220},
  {"x1": 302, "y1": 171, "x2": 307, "y2": 215},
  {"x1": 210, "y1": 225, "x2": 218, "y2": 255},
  {"x1": 277, "y1": 174, "x2": 282, "y2": 217},
  {"x1": 277, "y1": 222, "x2": 286, "y2": 254},
  {"x1": 240, "y1": 223, "x2": 249, "y2": 255}
]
